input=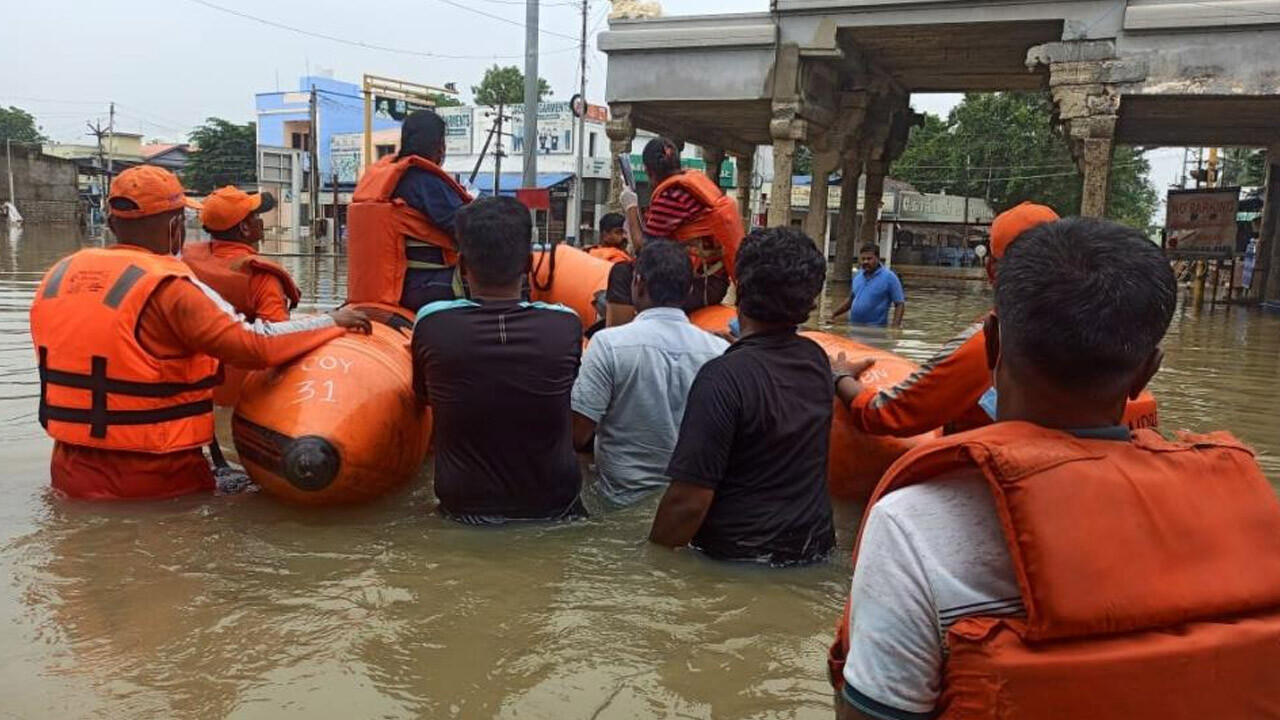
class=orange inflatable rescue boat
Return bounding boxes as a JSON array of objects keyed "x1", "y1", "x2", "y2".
[
  {"x1": 530, "y1": 244, "x2": 613, "y2": 331},
  {"x1": 231, "y1": 304, "x2": 432, "y2": 504}
]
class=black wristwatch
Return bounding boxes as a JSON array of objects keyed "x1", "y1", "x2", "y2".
[{"x1": 832, "y1": 371, "x2": 855, "y2": 389}]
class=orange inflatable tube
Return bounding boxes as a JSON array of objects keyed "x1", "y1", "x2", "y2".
[
  {"x1": 529, "y1": 244, "x2": 613, "y2": 331},
  {"x1": 231, "y1": 304, "x2": 432, "y2": 504},
  {"x1": 688, "y1": 304, "x2": 737, "y2": 335},
  {"x1": 801, "y1": 331, "x2": 941, "y2": 501}
]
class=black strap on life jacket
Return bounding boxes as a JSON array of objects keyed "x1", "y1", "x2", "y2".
[{"x1": 37, "y1": 347, "x2": 222, "y2": 439}]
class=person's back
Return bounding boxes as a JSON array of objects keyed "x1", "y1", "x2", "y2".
[
  {"x1": 572, "y1": 240, "x2": 728, "y2": 506},
  {"x1": 833, "y1": 217, "x2": 1280, "y2": 720},
  {"x1": 347, "y1": 110, "x2": 471, "y2": 310},
  {"x1": 412, "y1": 196, "x2": 584, "y2": 522},
  {"x1": 651, "y1": 227, "x2": 834, "y2": 566}
]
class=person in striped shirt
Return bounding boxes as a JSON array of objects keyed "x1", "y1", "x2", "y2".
[{"x1": 610, "y1": 137, "x2": 734, "y2": 326}]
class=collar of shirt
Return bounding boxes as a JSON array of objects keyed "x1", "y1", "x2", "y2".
[
  {"x1": 210, "y1": 240, "x2": 255, "y2": 258},
  {"x1": 634, "y1": 306, "x2": 689, "y2": 323},
  {"x1": 1065, "y1": 425, "x2": 1132, "y2": 441},
  {"x1": 862, "y1": 265, "x2": 884, "y2": 279}
]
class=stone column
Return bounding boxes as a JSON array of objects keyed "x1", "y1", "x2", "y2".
[
  {"x1": 833, "y1": 149, "x2": 864, "y2": 283},
  {"x1": 804, "y1": 150, "x2": 838, "y2": 251},
  {"x1": 735, "y1": 152, "x2": 755, "y2": 228},
  {"x1": 1256, "y1": 142, "x2": 1280, "y2": 304},
  {"x1": 768, "y1": 103, "x2": 806, "y2": 228},
  {"x1": 605, "y1": 103, "x2": 635, "y2": 211},
  {"x1": 703, "y1": 147, "x2": 726, "y2": 187},
  {"x1": 1079, "y1": 136, "x2": 1115, "y2": 218},
  {"x1": 859, "y1": 159, "x2": 887, "y2": 248}
]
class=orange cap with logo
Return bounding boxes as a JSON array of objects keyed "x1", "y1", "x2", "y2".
[
  {"x1": 990, "y1": 201, "x2": 1060, "y2": 259},
  {"x1": 108, "y1": 165, "x2": 199, "y2": 219},
  {"x1": 200, "y1": 186, "x2": 276, "y2": 232}
]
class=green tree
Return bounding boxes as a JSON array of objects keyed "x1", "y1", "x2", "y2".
[
  {"x1": 891, "y1": 92, "x2": 1158, "y2": 229},
  {"x1": 794, "y1": 145, "x2": 813, "y2": 176},
  {"x1": 1221, "y1": 148, "x2": 1267, "y2": 188},
  {"x1": 427, "y1": 92, "x2": 464, "y2": 108},
  {"x1": 0, "y1": 106, "x2": 46, "y2": 144},
  {"x1": 471, "y1": 65, "x2": 552, "y2": 107},
  {"x1": 184, "y1": 118, "x2": 256, "y2": 193}
]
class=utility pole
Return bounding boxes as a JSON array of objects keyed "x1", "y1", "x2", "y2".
[
  {"x1": 87, "y1": 119, "x2": 108, "y2": 219},
  {"x1": 494, "y1": 102, "x2": 506, "y2": 197},
  {"x1": 309, "y1": 85, "x2": 321, "y2": 250},
  {"x1": 522, "y1": 0, "x2": 540, "y2": 195},
  {"x1": 106, "y1": 102, "x2": 115, "y2": 175},
  {"x1": 6, "y1": 138, "x2": 15, "y2": 206},
  {"x1": 568, "y1": 0, "x2": 589, "y2": 245}
]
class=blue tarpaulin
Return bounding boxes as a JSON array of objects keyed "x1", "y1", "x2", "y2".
[{"x1": 463, "y1": 172, "x2": 574, "y2": 197}]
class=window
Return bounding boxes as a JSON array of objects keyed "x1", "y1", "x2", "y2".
[
  {"x1": 291, "y1": 132, "x2": 310, "y2": 151},
  {"x1": 376, "y1": 144, "x2": 395, "y2": 159},
  {"x1": 588, "y1": 132, "x2": 597, "y2": 157}
]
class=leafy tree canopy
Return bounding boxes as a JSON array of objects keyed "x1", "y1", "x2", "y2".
[
  {"x1": 0, "y1": 106, "x2": 46, "y2": 144},
  {"x1": 891, "y1": 92, "x2": 1157, "y2": 230},
  {"x1": 427, "y1": 92, "x2": 463, "y2": 108},
  {"x1": 471, "y1": 65, "x2": 552, "y2": 107},
  {"x1": 184, "y1": 118, "x2": 256, "y2": 193}
]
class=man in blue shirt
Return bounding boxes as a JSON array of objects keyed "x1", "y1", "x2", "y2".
[{"x1": 832, "y1": 244, "x2": 905, "y2": 327}]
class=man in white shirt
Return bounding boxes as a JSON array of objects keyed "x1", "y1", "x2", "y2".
[{"x1": 571, "y1": 240, "x2": 729, "y2": 506}]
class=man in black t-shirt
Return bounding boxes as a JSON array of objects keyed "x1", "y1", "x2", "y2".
[
  {"x1": 412, "y1": 196, "x2": 585, "y2": 523},
  {"x1": 650, "y1": 226, "x2": 835, "y2": 565}
]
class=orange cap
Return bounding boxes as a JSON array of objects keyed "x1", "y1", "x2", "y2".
[
  {"x1": 199, "y1": 186, "x2": 276, "y2": 232},
  {"x1": 108, "y1": 165, "x2": 199, "y2": 219},
  {"x1": 990, "y1": 201, "x2": 1060, "y2": 259}
]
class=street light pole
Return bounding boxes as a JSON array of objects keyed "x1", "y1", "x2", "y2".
[
  {"x1": 569, "y1": 0, "x2": 588, "y2": 245},
  {"x1": 523, "y1": 0, "x2": 540, "y2": 198}
]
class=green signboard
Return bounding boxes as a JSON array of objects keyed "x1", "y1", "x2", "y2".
[{"x1": 629, "y1": 154, "x2": 736, "y2": 188}]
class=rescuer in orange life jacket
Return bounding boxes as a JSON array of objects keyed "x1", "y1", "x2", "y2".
[
  {"x1": 346, "y1": 109, "x2": 472, "y2": 310},
  {"x1": 833, "y1": 202, "x2": 1060, "y2": 436},
  {"x1": 585, "y1": 212, "x2": 632, "y2": 264},
  {"x1": 830, "y1": 216, "x2": 1280, "y2": 720},
  {"x1": 608, "y1": 136, "x2": 745, "y2": 326},
  {"x1": 29, "y1": 165, "x2": 371, "y2": 501},
  {"x1": 184, "y1": 185, "x2": 303, "y2": 406}
]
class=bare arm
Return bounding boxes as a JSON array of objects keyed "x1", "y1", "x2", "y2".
[
  {"x1": 891, "y1": 302, "x2": 905, "y2": 328},
  {"x1": 649, "y1": 481, "x2": 715, "y2": 548},
  {"x1": 832, "y1": 294, "x2": 853, "y2": 320},
  {"x1": 625, "y1": 205, "x2": 645, "y2": 253},
  {"x1": 571, "y1": 412, "x2": 597, "y2": 453}
]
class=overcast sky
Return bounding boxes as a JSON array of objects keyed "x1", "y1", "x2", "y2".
[{"x1": 1, "y1": 0, "x2": 1183, "y2": 209}]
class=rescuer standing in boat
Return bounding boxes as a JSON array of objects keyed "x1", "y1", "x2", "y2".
[{"x1": 346, "y1": 110, "x2": 472, "y2": 311}]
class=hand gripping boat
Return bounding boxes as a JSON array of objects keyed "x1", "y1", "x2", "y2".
[{"x1": 231, "y1": 304, "x2": 432, "y2": 504}]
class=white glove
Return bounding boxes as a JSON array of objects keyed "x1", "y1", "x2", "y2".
[{"x1": 620, "y1": 188, "x2": 639, "y2": 212}]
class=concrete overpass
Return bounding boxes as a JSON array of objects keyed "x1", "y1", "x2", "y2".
[{"x1": 599, "y1": 0, "x2": 1280, "y2": 298}]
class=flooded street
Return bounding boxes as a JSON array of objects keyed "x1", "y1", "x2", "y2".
[{"x1": 0, "y1": 225, "x2": 1276, "y2": 719}]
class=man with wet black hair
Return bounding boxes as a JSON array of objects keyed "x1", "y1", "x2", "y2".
[
  {"x1": 572, "y1": 240, "x2": 728, "y2": 506},
  {"x1": 833, "y1": 218, "x2": 1203, "y2": 720},
  {"x1": 650, "y1": 227, "x2": 835, "y2": 565},
  {"x1": 586, "y1": 212, "x2": 631, "y2": 264},
  {"x1": 411, "y1": 196, "x2": 585, "y2": 524}
]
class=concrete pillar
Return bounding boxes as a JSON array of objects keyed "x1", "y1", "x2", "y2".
[
  {"x1": 768, "y1": 105, "x2": 806, "y2": 228},
  {"x1": 735, "y1": 152, "x2": 755, "y2": 228},
  {"x1": 804, "y1": 150, "x2": 837, "y2": 250},
  {"x1": 1256, "y1": 143, "x2": 1280, "y2": 304},
  {"x1": 859, "y1": 159, "x2": 887, "y2": 248},
  {"x1": 703, "y1": 147, "x2": 725, "y2": 187},
  {"x1": 605, "y1": 103, "x2": 635, "y2": 211},
  {"x1": 833, "y1": 149, "x2": 864, "y2": 283},
  {"x1": 1079, "y1": 136, "x2": 1115, "y2": 218}
]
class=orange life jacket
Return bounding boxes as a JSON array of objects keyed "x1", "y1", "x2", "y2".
[
  {"x1": 828, "y1": 421, "x2": 1280, "y2": 719},
  {"x1": 181, "y1": 241, "x2": 301, "y2": 320},
  {"x1": 347, "y1": 155, "x2": 472, "y2": 305},
  {"x1": 648, "y1": 170, "x2": 744, "y2": 280},
  {"x1": 30, "y1": 247, "x2": 221, "y2": 453},
  {"x1": 585, "y1": 245, "x2": 633, "y2": 265}
]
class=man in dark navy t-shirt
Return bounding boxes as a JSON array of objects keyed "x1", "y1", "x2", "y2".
[
  {"x1": 650, "y1": 226, "x2": 835, "y2": 565},
  {"x1": 412, "y1": 197, "x2": 584, "y2": 523}
]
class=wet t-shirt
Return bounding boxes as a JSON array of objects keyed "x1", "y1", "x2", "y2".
[
  {"x1": 412, "y1": 298, "x2": 583, "y2": 519},
  {"x1": 665, "y1": 329, "x2": 836, "y2": 564}
]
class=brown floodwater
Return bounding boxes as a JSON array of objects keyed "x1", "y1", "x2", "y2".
[{"x1": 0, "y1": 226, "x2": 1276, "y2": 719}]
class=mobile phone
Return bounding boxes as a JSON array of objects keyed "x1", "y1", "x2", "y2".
[{"x1": 616, "y1": 154, "x2": 636, "y2": 191}]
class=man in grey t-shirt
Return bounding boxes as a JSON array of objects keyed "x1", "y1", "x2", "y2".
[{"x1": 571, "y1": 240, "x2": 729, "y2": 506}]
